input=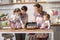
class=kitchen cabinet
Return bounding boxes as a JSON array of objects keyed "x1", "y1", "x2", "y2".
[
  {"x1": 51, "y1": 24, "x2": 60, "y2": 40},
  {"x1": 0, "y1": 0, "x2": 12, "y2": 4},
  {"x1": 0, "y1": 29, "x2": 54, "y2": 40}
]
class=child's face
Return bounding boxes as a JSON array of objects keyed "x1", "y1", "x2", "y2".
[
  {"x1": 43, "y1": 15, "x2": 48, "y2": 21},
  {"x1": 14, "y1": 12, "x2": 20, "y2": 15}
]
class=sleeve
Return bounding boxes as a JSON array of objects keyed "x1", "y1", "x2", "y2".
[
  {"x1": 45, "y1": 21, "x2": 50, "y2": 29},
  {"x1": 9, "y1": 15, "x2": 15, "y2": 21},
  {"x1": 47, "y1": 21, "x2": 50, "y2": 29}
]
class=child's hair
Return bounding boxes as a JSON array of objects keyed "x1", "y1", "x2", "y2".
[
  {"x1": 44, "y1": 14, "x2": 50, "y2": 20},
  {"x1": 21, "y1": 6, "x2": 28, "y2": 11},
  {"x1": 13, "y1": 8, "x2": 21, "y2": 13}
]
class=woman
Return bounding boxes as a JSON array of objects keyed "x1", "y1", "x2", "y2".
[
  {"x1": 15, "y1": 6, "x2": 28, "y2": 40},
  {"x1": 34, "y1": 3, "x2": 46, "y2": 23},
  {"x1": 33, "y1": 3, "x2": 49, "y2": 40}
]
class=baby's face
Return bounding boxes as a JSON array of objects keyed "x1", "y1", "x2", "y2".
[
  {"x1": 43, "y1": 15, "x2": 47, "y2": 21},
  {"x1": 14, "y1": 12, "x2": 20, "y2": 15}
]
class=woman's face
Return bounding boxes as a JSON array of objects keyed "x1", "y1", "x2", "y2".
[
  {"x1": 34, "y1": 7, "x2": 39, "y2": 12},
  {"x1": 34, "y1": 7, "x2": 42, "y2": 12},
  {"x1": 21, "y1": 10, "x2": 26, "y2": 14}
]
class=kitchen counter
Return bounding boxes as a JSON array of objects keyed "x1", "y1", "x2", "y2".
[
  {"x1": 0, "y1": 29, "x2": 54, "y2": 40},
  {"x1": 0, "y1": 29, "x2": 54, "y2": 33},
  {"x1": 51, "y1": 24, "x2": 60, "y2": 40},
  {"x1": 51, "y1": 24, "x2": 60, "y2": 26}
]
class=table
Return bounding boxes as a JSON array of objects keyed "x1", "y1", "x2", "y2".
[{"x1": 0, "y1": 29, "x2": 54, "y2": 40}]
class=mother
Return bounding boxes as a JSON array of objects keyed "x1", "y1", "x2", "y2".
[
  {"x1": 15, "y1": 6, "x2": 28, "y2": 40},
  {"x1": 34, "y1": 3, "x2": 47, "y2": 24},
  {"x1": 33, "y1": 3, "x2": 49, "y2": 40}
]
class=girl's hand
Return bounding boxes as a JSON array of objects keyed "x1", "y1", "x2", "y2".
[{"x1": 10, "y1": 22, "x2": 15, "y2": 29}]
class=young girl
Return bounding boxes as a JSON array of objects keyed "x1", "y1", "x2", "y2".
[
  {"x1": 40, "y1": 14, "x2": 50, "y2": 29},
  {"x1": 10, "y1": 8, "x2": 22, "y2": 29},
  {"x1": 36, "y1": 14, "x2": 50, "y2": 40}
]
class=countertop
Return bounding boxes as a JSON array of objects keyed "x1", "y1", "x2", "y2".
[
  {"x1": 51, "y1": 24, "x2": 60, "y2": 26},
  {"x1": 0, "y1": 29, "x2": 53, "y2": 33}
]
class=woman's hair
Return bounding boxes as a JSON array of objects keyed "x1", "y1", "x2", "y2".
[
  {"x1": 21, "y1": 6, "x2": 28, "y2": 11},
  {"x1": 13, "y1": 8, "x2": 21, "y2": 13},
  {"x1": 34, "y1": 3, "x2": 43, "y2": 11}
]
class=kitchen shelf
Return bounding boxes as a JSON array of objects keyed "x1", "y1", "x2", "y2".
[
  {"x1": 13, "y1": 2, "x2": 47, "y2": 4},
  {"x1": 0, "y1": 3, "x2": 14, "y2": 6},
  {"x1": 12, "y1": 2, "x2": 60, "y2": 4},
  {"x1": 50, "y1": 7, "x2": 60, "y2": 9},
  {"x1": 0, "y1": 2, "x2": 46, "y2": 6},
  {"x1": 0, "y1": 2, "x2": 60, "y2": 6}
]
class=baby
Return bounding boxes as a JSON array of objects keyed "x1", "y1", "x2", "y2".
[
  {"x1": 40, "y1": 14, "x2": 50, "y2": 29},
  {"x1": 36, "y1": 14, "x2": 50, "y2": 40},
  {"x1": 10, "y1": 8, "x2": 22, "y2": 29}
]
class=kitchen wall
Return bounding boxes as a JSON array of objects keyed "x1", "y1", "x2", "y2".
[{"x1": 0, "y1": 3, "x2": 60, "y2": 22}]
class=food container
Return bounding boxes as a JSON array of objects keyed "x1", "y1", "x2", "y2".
[{"x1": 25, "y1": 22, "x2": 38, "y2": 30}]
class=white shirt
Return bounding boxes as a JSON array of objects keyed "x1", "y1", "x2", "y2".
[
  {"x1": 40, "y1": 20, "x2": 50, "y2": 29},
  {"x1": 9, "y1": 14, "x2": 20, "y2": 21},
  {"x1": 36, "y1": 16, "x2": 43, "y2": 24}
]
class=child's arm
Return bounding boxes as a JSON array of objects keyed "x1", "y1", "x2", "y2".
[
  {"x1": 44, "y1": 23, "x2": 48, "y2": 28},
  {"x1": 40, "y1": 23, "x2": 48, "y2": 29}
]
